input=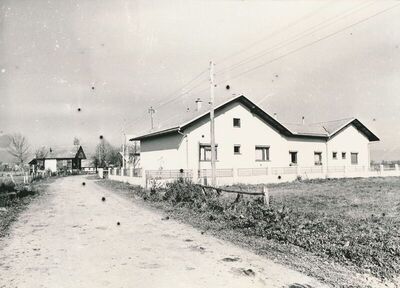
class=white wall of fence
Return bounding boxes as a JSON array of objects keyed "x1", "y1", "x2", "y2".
[{"x1": 102, "y1": 164, "x2": 400, "y2": 188}]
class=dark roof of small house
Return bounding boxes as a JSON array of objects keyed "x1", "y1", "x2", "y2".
[
  {"x1": 130, "y1": 95, "x2": 379, "y2": 142},
  {"x1": 31, "y1": 146, "x2": 87, "y2": 161}
]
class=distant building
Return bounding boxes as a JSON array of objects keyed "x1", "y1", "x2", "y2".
[
  {"x1": 130, "y1": 95, "x2": 379, "y2": 183},
  {"x1": 29, "y1": 146, "x2": 86, "y2": 173},
  {"x1": 81, "y1": 159, "x2": 96, "y2": 173}
]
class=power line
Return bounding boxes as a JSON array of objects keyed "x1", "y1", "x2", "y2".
[
  {"x1": 124, "y1": 68, "x2": 210, "y2": 131},
  {"x1": 124, "y1": 3, "x2": 336, "y2": 130},
  {"x1": 218, "y1": 0, "x2": 375, "y2": 75},
  {"x1": 216, "y1": 0, "x2": 334, "y2": 65},
  {"x1": 222, "y1": 3, "x2": 400, "y2": 82},
  {"x1": 125, "y1": 2, "x2": 358, "y2": 132},
  {"x1": 155, "y1": 68, "x2": 208, "y2": 108}
]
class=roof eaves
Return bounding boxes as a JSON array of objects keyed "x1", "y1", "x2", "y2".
[
  {"x1": 130, "y1": 127, "x2": 180, "y2": 141},
  {"x1": 328, "y1": 118, "x2": 380, "y2": 142}
]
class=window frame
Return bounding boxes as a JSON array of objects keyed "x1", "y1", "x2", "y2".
[
  {"x1": 233, "y1": 144, "x2": 241, "y2": 155},
  {"x1": 233, "y1": 118, "x2": 241, "y2": 128},
  {"x1": 342, "y1": 152, "x2": 346, "y2": 159},
  {"x1": 351, "y1": 152, "x2": 358, "y2": 165},
  {"x1": 289, "y1": 151, "x2": 298, "y2": 165},
  {"x1": 332, "y1": 152, "x2": 338, "y2": 160},
  {"x1": 314, "y1": 151, "x2": 323, "y2": 166},
  {"x1": 255, "y1": 145, "x2": 270, "y2": 162},
  {"x1": 199, "y1": 143, "x2": 218, "y2": 162}
]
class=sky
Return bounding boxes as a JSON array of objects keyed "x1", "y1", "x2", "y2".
[{"x1": 1, "y1": 0, "x2": 400, "y2": 161}]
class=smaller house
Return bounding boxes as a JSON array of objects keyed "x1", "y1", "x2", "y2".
[
  {"x1": 81, "y1": 159, "x2": 96, "y2": 173},
  {"x1": 29, "y1": 146, "x2": 86, "y2": 173}
]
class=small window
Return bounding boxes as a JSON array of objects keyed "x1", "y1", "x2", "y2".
[
  {"x1": 314, "y1": 152, "x2": 322, "y2": 166},
  {"x1": 199, "y1": 144, "x2": 218, "y2": 161},
  {"x1": 233, "y1": 118, "x2": 241, "y2": 127},
  {"x1": 351, "y1": 153, "x2": 358, "y2": 165},
  {"x1": 234, "y1": 144, "x2": 241, "y2": 155},
  {"x1": 289, "y1": 151, "x2": 298, "y2": 165},
  {"x1": 342, "y1": 152, "x2": 346, "y2": 159},
  {"x1": 255, "y1": 146, "x2": 270, "y2": 161},
  {"x1": 332, "y1": 152, "x2": 337, "y2": 160}
]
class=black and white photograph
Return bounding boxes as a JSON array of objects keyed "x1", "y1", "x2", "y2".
[{"x1": 1, "y1": 1, "x2": 400, "y2": 287}]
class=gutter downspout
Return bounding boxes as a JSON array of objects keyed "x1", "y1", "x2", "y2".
[
  {"x1": 322, "y1": 126, "x2": 329, "y2": 178},
  {"x1": 325, "y1": 139, "x2": 329, "y2": 178},
  {"x1": 178, "y1": 130, "x2": 189, "y2": 170}
]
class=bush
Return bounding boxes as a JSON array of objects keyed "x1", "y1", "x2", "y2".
[
  {"x1": 163, "y1": 180, "x2": 207, "y2": 205},
  {"x1": 0, "y1": 182, "x2": 16, "y2": 194},
  {"x1": 17, "y1": 186, "x2": 36, "y2": 198}
]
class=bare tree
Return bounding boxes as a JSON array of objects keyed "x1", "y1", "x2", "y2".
[
  {"x1": 35, "y1": 146, "x2": 48, "y2": 158},
  {"x1": 127, "y1": 141, "x2": 140, "y2": 169},
  {"x1": 7, "y1": 133, "x2": 30, "y2": 167}
]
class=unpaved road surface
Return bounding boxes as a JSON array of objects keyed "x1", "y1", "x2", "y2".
[{"x1": 0, "y1": 176, "x2": 326, "y2": 288}]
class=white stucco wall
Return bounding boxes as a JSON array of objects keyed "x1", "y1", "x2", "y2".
[
  {"x1": 138, "y1": 101, "x2": 372, "y2": 175},
  {"x1": 140, "y1": 133, "x2": 185, "y2": 171},
  {"x1": 44, "y1": 159, "x2": 57, "y2": 172},
  {"x1": 326, "y1": 125, "x2": 370, "y2": 168}
]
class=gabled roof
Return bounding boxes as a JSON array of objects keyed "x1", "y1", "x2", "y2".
[
  {"x1": 33, "y1": 146, "x2": 87, "y2": 160},
  {"x1": 131, "y1": 95, "x2": 292, "y2": 141},
  {"x1": 130, "y1": 95, "x2": 379, "y2": 142},
  {"x1": 284, "y1": 118, "x2": 379, "y2": 141}
]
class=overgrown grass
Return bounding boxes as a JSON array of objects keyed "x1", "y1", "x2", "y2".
[
  {"x1": 0, "y1": 178, "x2": 52, "y2": 238},
  {"x1": 96, "y1": 177, "x2": 400, "y2": 287}
]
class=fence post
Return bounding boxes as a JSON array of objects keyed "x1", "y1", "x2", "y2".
[
  {"x1": 108, "y1": 168, "x2": 111, "y2": 176},
  {"x1": 232, "y1": 168, "x2": 237, "y2": 184},
  {"x1": 262, "y1": 186, "x2": 269, "y2": 207},
  {"x1": 380, "y1": 164, "x2": 384, "y2": 175},
  {"x1": 395, "y1": 164, "x2": 399, "y2": 176},
  {"x1": 129, "y1": 167, "x2": 134, "y2": 177},
  {"x1": 120, "y1": 168, "x2": 123, "y2": 176}
]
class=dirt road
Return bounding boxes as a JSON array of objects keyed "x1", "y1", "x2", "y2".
[{"x1": 0, "y1": 176, "x2": 326, "y2": 288}]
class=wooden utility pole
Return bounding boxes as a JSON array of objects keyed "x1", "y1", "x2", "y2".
[
  {"x1": 210, "y1": 61, "x2": 216, "y2": 186},
  {"x1": 122, "y1": 132, "x2": 126, "y2": 170},
  {"x1": 148, "y1": 106, "x2": 155, "y2": 130}
]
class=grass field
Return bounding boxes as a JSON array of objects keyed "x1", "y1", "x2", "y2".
[
  {"x1": 0, "y1": 175, "x2": 30, "y2": 185},
  {"x1": 97, "y1": 176, "x2": 400, "y2": 287}
]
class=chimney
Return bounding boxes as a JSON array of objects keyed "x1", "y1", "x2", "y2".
[
  {"x1": 302, "y1": 116, "x2": 305, "y2": 125},
  {"x1": 273, "y1": 113, "x2": 278, "y2": 120},
  {"x1": 195, "y1": 98, "x2": 202, "y2": 111}
]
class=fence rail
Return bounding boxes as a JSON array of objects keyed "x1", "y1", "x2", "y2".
[
  {"x1": 299, "y1": 166, "x2": 324, "y2": 174},
  {"x1": 146, "y1": 169, "x2": 193, "y2": 179},
  {"x1": 237, "y1": 168, "x2": 268, "y2": 177},
  {"x1": 107, "y1": 164, "x2": 400, "y2": 186},
  {"x1": 271, "y1": 166, "x2": 297, "y2": 175},
  {"x1": 327, "y1": 166, "x2": 345, "y2": 173},
  {"x1": 199, "y1": 169, "x2": 234, "y2": 178}
]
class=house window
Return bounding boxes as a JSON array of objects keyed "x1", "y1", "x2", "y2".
[
  {"x1": 314, "y1": 152, "x2": 322, "y2": 166},
  {"x1": 234, "y1": 144, "x2": 241, "y2": 155},
  {"x1": 233, "y1": 118, "x2": 241, "y2": 127},
  {"x1": 199, "y1": 144, "x2": 217, "y2": 161},
  {"x1": 255, "y1": 146, "x2": 270, "y2": 161},
  {"x1": 351, "y1": 153, "x2": 358, "y2": 165},
  {"x1": 289, "y1": 151, "x2": 298, "y2": 165},
  {"x1": 342, "y1": 152, "x2": 346, "y2": 159},
  {"x1": 332, "y1": 152, "x2": 337, "y2": 160}
]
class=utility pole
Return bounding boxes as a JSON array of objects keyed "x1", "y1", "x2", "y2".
[
  {"x1": 148, "y1": 106, "x2": 155, "y2": 130},
  {"x1": 210, "y1": 61, "x2": 216, "y2": 186},
  {"x1": 122, "y1": 132, "x2": 126, "y2": 170}
]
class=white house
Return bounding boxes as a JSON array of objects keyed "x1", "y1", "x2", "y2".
[{"x1": 129, "y1": 95, "x2": 379, "y2": 185}]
